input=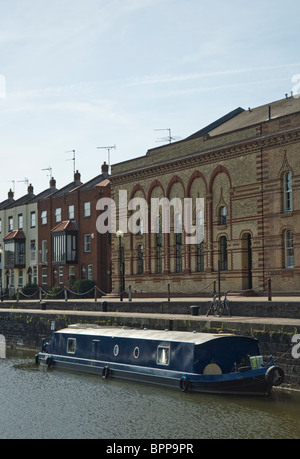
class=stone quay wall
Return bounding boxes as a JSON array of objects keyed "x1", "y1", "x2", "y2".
[{"x1": 0, "y1": 299, "x2": 299, "y2": 390}]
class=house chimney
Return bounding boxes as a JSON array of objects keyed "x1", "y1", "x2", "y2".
[
  {"x1": 28, "y1": 183, "x2": 34, "y2": 194},
  {"x1": 50, "y1": 177, "x2": 56, "y2": 188},
  {"x1": 74, "y1": 170, "x2": 81, "y2": 182},
  {"x1": 101, "y1": 161, "x2": 109, "y2": 175},
  {"x1": 8, "y1": 189, "x2": 14, "y2": 200}
]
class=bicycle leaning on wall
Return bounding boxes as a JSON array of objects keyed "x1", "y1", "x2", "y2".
[{"x1": 206, "y1": 292, "x2": 231, "y2": 317}]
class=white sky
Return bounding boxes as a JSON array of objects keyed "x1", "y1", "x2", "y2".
[{"x1": 1, "y1": 0, "x2": 300, "y2": 200}]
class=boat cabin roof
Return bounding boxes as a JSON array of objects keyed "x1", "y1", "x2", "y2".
[{"x1": 55, "y1": 324, "x2": 251, "y2": 345}]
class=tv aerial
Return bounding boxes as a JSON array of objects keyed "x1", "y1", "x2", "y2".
[
  {"x1": 154, "y1": 128, "x2": 181, "y2": 144},
  {"x1": 8, "y1": 180, "x2": 15, "y2": 193},
  {"x1": 65, "y1": 149, "x2": 76, "y2": 175},
  {"x1": 18, "y1": 177, "x2": 29, "y2": 188},
  {"x1": 97, "y1": 145, "x2": 116, "y2": 174},
  {"x1": 42, "y1": 166, "x2": 53, "y2": 180}
]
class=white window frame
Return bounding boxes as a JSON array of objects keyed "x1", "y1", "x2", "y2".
[
  {"x1": 67, "y1": 338, "x2": 76, "y2": 354},
  {"x1": 55, "y1": 208, "x2": 62, "y2": 223},
  {"x1": 41, "y1": 211, "x2": 47, "y2": 225},
  {"x1": 68, "y1": 205, "x2": 74, "y2": 219},
  {"x1": 84, "y1": 202, "x2": 91, "y2": 217},
  {"x1": 84, "y1": 234, "x2": 91, "y2": 252},
  {"x1": 285, "y1": 230, "x2": 294, "y2": 268},
  {"x1": 41, "y1": 267, "x2": 47, "y2": 284},
  {"x1": 157, "y1": 345, "x2": 170, "y2": 366}
]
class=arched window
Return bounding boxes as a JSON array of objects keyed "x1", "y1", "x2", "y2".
[
  {"x1": 175, "y1": 213, "x2": 182, "y2": 273},
  {"x1": 220, "y1": 236, "x2": 228, "y2": 271},
  {"x1": 219, "y1": 206, "x2": 227, "y2": 225},
  {"x1": 285, "y1": 230, "x2": 294, "y2": 268},
  {"x1": 155, "y1": 215, "x2": 162, "y2": 274},
  {"x1": 136, "y1": 218, "x2": 144, "y2": 235},
  {"x1": 284, "y1": 172, "x2": 293, "y2": 212},
  {"x1": 197, "y1": 242, "x2": 204, "y2": 272},
  {"x1": 138, "y1": 244, "x2": 144, "y2": 274}
]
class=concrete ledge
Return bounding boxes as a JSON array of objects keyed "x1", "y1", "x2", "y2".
[{"x1": 1, "y1": 297, "x2": 300, "y2": 318}]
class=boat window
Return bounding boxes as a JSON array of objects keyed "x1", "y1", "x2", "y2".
[
  {"x1": 67, "y1": 338, "x2": 76, "y2": 354},
  {"x1": 113, "y1": 344, "x2": 119, "y2": 357},
  {"x1": 157, "y1": 345, "x2": 170, "y2": 365},
  {"x1": 133, "y1": 347, "x2": 139, "y2": 359}
]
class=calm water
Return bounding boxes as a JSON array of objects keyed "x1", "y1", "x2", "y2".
[{"x1": 1, "y1": 349, "x2": 300, "y2": 439}]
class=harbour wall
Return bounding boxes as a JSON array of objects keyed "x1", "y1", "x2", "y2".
[{"x1": 0, "y1": 300, "x2": 300, "y2": 390}]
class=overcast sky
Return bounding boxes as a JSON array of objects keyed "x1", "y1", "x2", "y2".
[{"x1": 1, "y1": 0, "x2": 300, "y2": 200}]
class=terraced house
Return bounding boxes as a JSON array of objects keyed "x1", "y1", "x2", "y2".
[
  {"x1": 110, "y1": 96, "x2": 300, "y2": 296},
  {"x1": 0, "y1": 181, "x2": 57, "y2": 295},
  {"x1": 38, "y1": 163, "x2": 111, "y2": 295},
  {"x1": 0, "y1": 162, "x2": 111, "y2": 297}
]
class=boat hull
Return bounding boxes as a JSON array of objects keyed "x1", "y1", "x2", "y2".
[{"x1": 36, "y1": 352, "x2": 275, "y2": 396}]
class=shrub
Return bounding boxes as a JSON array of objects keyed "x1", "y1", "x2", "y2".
[{"x1": 73, "y1": 279, "x2": 96, "y2": 298}]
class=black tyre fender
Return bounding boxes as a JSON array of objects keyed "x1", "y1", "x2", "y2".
[
  {"x1": 46, "y1": 356, "x2": 53, "y2": 367},
  {"x1": 102, "y1": 365, "x2": 110, "y2": 379},
  {"x1": 265, "y1": 365, "x2": 284, "y2": 386},
  {"x1": 179, "y1": 376, "x2": 190, "y2": 392}
]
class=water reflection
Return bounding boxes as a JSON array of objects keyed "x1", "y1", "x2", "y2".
[{"x1": 0, "y1": 349, "x2": 299, "y2": 439}]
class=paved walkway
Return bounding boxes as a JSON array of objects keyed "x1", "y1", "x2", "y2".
[{"x1": 1, "y1": 305, "x2": 300, "y2": 328}]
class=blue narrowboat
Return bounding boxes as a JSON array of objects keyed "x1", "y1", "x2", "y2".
[{"x1": 35, "y1": 325, "x2": 284, "y2": 396}]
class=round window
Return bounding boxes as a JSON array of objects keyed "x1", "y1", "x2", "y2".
[
  {"x1": 113, "y1": 344, "x2": 119, "y2": 356},
  {"x1": 133, "y1": 347, "x2": 139, "y2": 359}
]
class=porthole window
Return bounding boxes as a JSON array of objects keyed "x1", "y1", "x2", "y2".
[
  {"x1": 133, "y1": 347, "x2": 140, "y2": 359},
  {"x1": 113, "y1": 344, "x2": 119, "y2": 357}
]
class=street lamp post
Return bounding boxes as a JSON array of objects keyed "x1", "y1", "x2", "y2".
[{"x1": 116, "y1": 230, "x2": 124, "y2": 301}]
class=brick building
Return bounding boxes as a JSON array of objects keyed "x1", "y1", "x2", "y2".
[
  {"x1": 0, "y1": 181, "x2": 57, "y2": 294},
  {"x1": 38, "y1": 163, "x2": 111, "y2": 294},
  {"x1": 110, "y1": 96, "x2": 300, "y2": 296}
]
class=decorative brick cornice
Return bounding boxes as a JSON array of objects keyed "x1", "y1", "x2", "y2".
[{"x1": 110, "y1": 127, "x2": 300, "y2": 186}]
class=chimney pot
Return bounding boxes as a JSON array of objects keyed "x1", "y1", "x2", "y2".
[
  {"x1": 101, "y1": 161, "x2": 109, "y2": 174},
  {"x1": 74, "y1": 170, "x2": 81, "y2": 182}
]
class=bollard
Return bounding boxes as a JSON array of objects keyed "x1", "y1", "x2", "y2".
[
  {"x1": 267, "y1": 278, "x2": 272, "y2": 301},
  {"x1": 190, "y1": 305, "x2": 200, "y2": 316}
]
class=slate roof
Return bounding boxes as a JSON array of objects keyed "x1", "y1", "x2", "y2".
[
  {"x1": 208, "y1": 96, "x2": 300, "y2": 137},
  {"x1": 186, "y1": 96, "x2": 300, "y2": 140}
]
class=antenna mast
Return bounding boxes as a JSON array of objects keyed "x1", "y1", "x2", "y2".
[
  {"x1": 155, "y1": 128, "x2": 173, "y2": 144},
  {"x1": 8, "y1": 180, "x2": 15, "y2": 194},
  {"x1": 18, "y1": 178, "x2": 29, "y2": 188},
  {"x1": 65, "y1": 150, "x2": 76, "y2": 175},
  {"x1": 42, "y1": 166, "x2": 53, "y2": 180},
  {"x1": 97, "y1": 145, "x2": 116, "y2": 174}
]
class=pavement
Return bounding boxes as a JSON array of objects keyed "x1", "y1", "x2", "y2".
[{"x1": 0, "y1": 295, "x2": 300, "y2": 328}]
